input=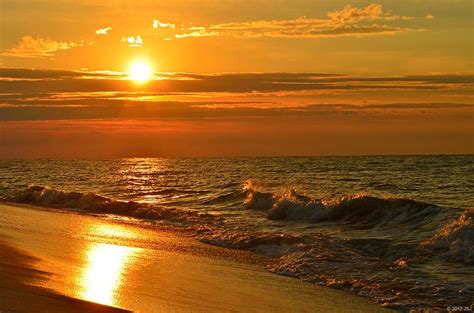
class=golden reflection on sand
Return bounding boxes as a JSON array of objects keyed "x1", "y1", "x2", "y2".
[
  {"x1": 80, "y1": 224, "x2": 142, "y2": 307},
  {"x1": 89, "y1": 223, "x2": 140, "y2": 241},
  {"x1": 82, "y1": 243, "x2": 134, "y2": 306}
]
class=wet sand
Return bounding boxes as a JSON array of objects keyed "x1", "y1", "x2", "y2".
[
  {"x1": 0, "y1": 202, "x2": 390, "y2": 312},
  {"x1": 0, "y1": 239, "x2": 129, "y2": 312}
]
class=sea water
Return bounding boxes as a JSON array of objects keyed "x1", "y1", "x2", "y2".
[{"x1": 0, "y1": 155, "x2": 472, "y2": 311}]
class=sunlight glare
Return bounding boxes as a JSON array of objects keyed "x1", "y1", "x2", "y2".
[{"x1": 129, "y1": 62, "x2": 152, "y2": 83}]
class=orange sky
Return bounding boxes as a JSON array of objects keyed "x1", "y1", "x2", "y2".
[{"x1": 0, "y1": 1, "x2": 473, "y2": 157}]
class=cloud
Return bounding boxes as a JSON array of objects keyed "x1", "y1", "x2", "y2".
[
  {"x1": 0, "y1": 91, "x2": 472, "y2": 122},
  {"x1": 153, "y1": 19, "x2": 175, "y2": 29},
  {"x1": 96, "y1": 27, "x2": 112, "y2": 35},
  {"x1": 0, "y1": 69, "x2": 472, "y2": 137},
  {"x1": 121, "y1": 36, "x2": 143, "y2": 47},
  {"x1": 1, "y1": 36, "x2": 86, "y2": 58},
  {"x1": 175, "y1": 3, "x2": 419, "y2": 39},
  {"x1": 177, "y1": 23, "x2": 410, "y2": 40},
  {"x1": 327, "y1": 4, "x2": 413, "y2": 23},
  {"x1": 1, "y1": 68, "x2": 472, "y2": 96},
  {"x1": 327, "y1": 4, "x2": 383, "y2": 23},
  {"x1": 0, "y1": 68, "x2": 122, "y2": 79},
  {"x1": 175, "y1": 29, "x2": 219, "y2": 39},
  {"x1": 306, "y1": 24, "x2": 410, "y2": 38},
  {"x1": 425, "y1": 14, "x2": 434, "y2": 20},
  {"x1": 218, "y1": 24, "x2": 410, "y2": 39}
]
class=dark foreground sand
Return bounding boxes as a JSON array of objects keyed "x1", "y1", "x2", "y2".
[{"x1": 0, "y1": 202, "x2": 390, "y2": 312}]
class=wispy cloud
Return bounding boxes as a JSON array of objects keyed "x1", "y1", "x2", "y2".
[
  {"x1": 96, "y1": 27, "x2": 112, "y2": 35},
  {"x1": 121, "y1": 36, "x2": 143, "y2": 47},
  {"x1": 425, "y1": 14, "x2": 434, "y2": 20},
  {"x1": 175, "y1": 29, "x2": 219, "y2": 39},
  {"x1": 153, "y1": 19, "x2": 175, "y2": 29},
  {"x1": 175, "y1": 3, "x2": 421, "y2": 39},
  {"x1": 1, "y1": 36, "x2": 88, "y2": 58},
  {"x1": 207, "y1": 24, "x2": 410, "y2": 39}
]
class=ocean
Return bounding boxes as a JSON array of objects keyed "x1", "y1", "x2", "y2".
[{"x1": 1, "y1": 155, "x2": 472, "y2": 311}]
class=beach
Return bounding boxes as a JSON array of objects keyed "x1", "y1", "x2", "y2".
[
  {"x1": 1, "y1": 0, "x2": 473, "y2": 311},
  {"x1": 0, "y1": 202, "x2": 389, "y2": 312}
]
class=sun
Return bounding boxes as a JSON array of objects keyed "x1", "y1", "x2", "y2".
[{"x1": 129, "y1": 62, "x2": 152, "y2": 83}]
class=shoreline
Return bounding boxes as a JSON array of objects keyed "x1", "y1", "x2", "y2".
[{"x1": 0, "y1": 202, "x2": 390, "y2": 312}]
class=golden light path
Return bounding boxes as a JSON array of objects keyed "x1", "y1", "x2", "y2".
[{"x1": 80, "y1": 224, "x2": 142, "y2": 307}]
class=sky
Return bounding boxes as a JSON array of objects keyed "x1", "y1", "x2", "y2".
[{"x1": 0, "y1": 0, "x2": 473, "y2": 157}]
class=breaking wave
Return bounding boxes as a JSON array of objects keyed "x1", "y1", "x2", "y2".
[
  {"x1": 424, "y1": 208, "x2": 474, "y2": 265},
  {"x1": 243, "y1": 181, "x2": 446, "y2": 230}
]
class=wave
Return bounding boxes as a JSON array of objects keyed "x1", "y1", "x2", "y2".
[
  {"x1": 424, "y1": 208, "x2": 474, "y2": 265},
  {"x1": 3, "y1": 185, "x2": 219, "y2": 225},
  {"x1": 266, "y1": 233, "x2": 473, "y2": 311},
  {"x1": 133, "y1": 188, "x2": 209, "y2": 197},
  {"x1": 201, "y1": 191, "x2": 244, "y2": 205},
  {"x1": 4, "y1": 184, "x2": 449, "y2": 233},
  {"x1": 243, "y1": 182, "x2": 446, "y2": 229},
  {"x1": 199, "y1": 227, "x2": 473, "y2": 311},
  {"x1": 199, "y1": 229, "x2": 310, "y2": 256}
]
